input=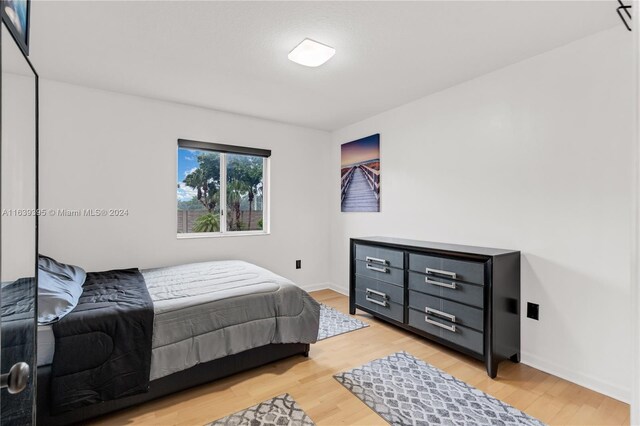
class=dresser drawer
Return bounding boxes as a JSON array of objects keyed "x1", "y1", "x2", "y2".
[
  {"x1": 355, "y1": 275, "x2": 404, "y2": 305},
  {"x1": 355, "y1": 288, "x2": 403, "y2": 323},
  {"x1": 409, "y1": 253, "x2": 485, "y2": 285},
  {"x1": 408, "y1": 271, "x2": 483, "y2": 308},
  {"x1": 408, "y1": 308, "x2": 483, "y2": 355},
  {"x1": 355, "y1": 244, "x2": 404, "y2": 270},
  {"x1": 355, "y1": 260, "x2": 404, "y2": 286},
  {"x1": 409, "y1": 291, "x2": 483, "y2": 332}
]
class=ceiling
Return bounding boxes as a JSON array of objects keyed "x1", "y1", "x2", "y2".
[{"x1": 31, "y1": 1, "x2": 620, "y2": 131}]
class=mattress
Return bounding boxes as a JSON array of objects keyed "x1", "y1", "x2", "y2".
[
  {"x1": 36, "y1": 260, "x2": 320, "y2": 379},
  {"x1": 37, "y1": 325, "x2": 55, "y2": 366}
]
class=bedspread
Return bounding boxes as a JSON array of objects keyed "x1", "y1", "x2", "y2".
[{"x1": 142, "y1": 260, "x2": 320, "y2": 380}]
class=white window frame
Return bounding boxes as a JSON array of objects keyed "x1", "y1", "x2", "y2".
[{"x1": 177, "y1": 143, "x2": 270, "y2": 239}]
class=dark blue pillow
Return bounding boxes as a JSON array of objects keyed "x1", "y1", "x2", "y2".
[{"x1": 37, "y1": 256, "x2": 85, "y2": 324}]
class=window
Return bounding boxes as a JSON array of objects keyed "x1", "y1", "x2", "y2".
[{"x1": 177, "y1": 139, "x2": 269, "y2": 236}]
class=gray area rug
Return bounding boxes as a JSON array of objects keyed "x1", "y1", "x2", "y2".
[
  {"x1": 318, "y1": 303, "x2": 369, "y2": 340},
  {"x1": 207, "y1": 393, "x2": 315, "y2": 426},
  {"x1": 334, "y1": 351, "x2": 545, "y2": 426}
]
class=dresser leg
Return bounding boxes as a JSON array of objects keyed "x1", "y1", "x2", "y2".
[
  {"x1": 487, "y1": 359, "x2": 499, "y2": 379},
  {"x1": 510, "y1": 353, "x2": 520, "y2": 363}
]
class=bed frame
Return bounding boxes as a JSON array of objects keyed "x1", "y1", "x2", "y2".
[{"x1": 36, "y1": 342, "x2": 310, "y2": 425}]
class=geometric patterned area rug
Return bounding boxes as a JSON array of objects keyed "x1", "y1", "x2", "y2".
[
  {"x1": 317, "y1": 303, "x2": 369, "y2": 341},
  {"x1": 334, "y1": 351, "x2": 545, "y2": 426},
  {"x1": 207, "y1": 393, "x2": 315, "y2": 426}
]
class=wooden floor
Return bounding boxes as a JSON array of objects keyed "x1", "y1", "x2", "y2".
[{"x1": 91, "y1": 290, "x2": 629, "y2": 426}]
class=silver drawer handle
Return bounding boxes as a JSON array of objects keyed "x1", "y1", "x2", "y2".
[
  {"x1": 426, "y1": 278, "x2": 456, "y2": 290},
  {"x1": 366, "y1": 264, "x2": 389, "y2": 273},
  {"x1": 365, "y1": 288, "x2": 389, "y2": 307},
  {"x1": 366, "y1": 295, "x2": 389, "y2": 307},
  {"x1": 425, "y1": 267, "x2": 457, "y2": 279},
  {"x1": 365, "y1": 288, "x2": 388, "y2": 299},
  {"x1": 425, "y1": 316, "x2": 456, "y2": 333},
  {"x1": 365, "y1": 256, "x2": 387, "y2": 265},
  {"x1": 425, "y1": 307, "x2": 456, "y2": 323}
]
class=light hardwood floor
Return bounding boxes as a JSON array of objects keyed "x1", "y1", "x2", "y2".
[{"x1": 91, "y1": 290, "x2": 629, "y2": 426}]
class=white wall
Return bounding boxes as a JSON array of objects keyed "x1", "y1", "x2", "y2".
[
  {"x1": 632, "y1": 2, "x2": 640, "y2": 421},
  {"x1": 39, "y1": 80, "x2": 332, "y2": 290},
  {"x1": 329, "y1": 27, "x2": 634, "y2": 402},
  {"x1": 2, "y1": 72, "x2": 36, "y2": 281}
]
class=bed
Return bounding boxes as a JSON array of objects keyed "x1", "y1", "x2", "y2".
[{"x1": 36, "y1": 260, "x2": 320, "y2": 425}]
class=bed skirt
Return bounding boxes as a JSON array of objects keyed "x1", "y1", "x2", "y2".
[{"x1": 36, "y1": 342, "x2": 310, "y2": 426}]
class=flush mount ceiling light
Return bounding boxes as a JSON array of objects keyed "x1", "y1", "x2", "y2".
[{"x1": 288, "y1": 38, "x2": 335, "y2": 67}]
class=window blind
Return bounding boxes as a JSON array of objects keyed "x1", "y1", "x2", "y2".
[{"x1": 178, "y1": 139, "x2": 271, "y2": 158}]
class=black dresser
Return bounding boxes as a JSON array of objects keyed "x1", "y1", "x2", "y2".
[{"x1": 349, "y1": 236, "x2": 520, "y2": 378}]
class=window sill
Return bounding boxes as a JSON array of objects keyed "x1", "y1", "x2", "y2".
[{"x1": 177, "y1": 231, "x2": 270, "y2": 239}]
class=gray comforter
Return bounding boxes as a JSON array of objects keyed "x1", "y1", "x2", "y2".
[{"x1": 141, "y1": 260, "x2": 320, "y2": 380}]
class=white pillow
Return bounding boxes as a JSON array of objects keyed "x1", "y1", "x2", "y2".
[{"x1": 37, "y1": 256, "x2": 86, "y2": 325}]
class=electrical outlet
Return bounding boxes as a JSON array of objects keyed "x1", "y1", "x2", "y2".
[
  {"x1": 527, "y1": 302, "x2": 539, "y2": 320},
  {"x1": 295, "y1": 260, "x2": 301, "y2": 269}
]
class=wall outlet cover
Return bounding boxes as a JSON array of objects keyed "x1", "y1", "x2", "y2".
[
  {"x1": 295, "y1": 260, "x2": 301, "y2": 269},
  {"x1": 527, "y1": 302, "x2": 539, "y2": 320}
]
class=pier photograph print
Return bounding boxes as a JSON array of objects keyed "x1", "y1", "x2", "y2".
[{"x1": 341, "y1": 134, "x2": 380, "y2": 212}]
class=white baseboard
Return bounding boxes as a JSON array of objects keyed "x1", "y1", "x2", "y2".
[
  {"x1": 521, "y1": 351, "x2": 630, "y2": 403},
  {"x1": 302, "y1": 282, "x2": 348, "y2": 295},
  {"x1": 301, "y1": 282, "x2": 333, "y2": 292},
  {"x1": 327, "y1": 282, "x2": 348, "y2": 296}
]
